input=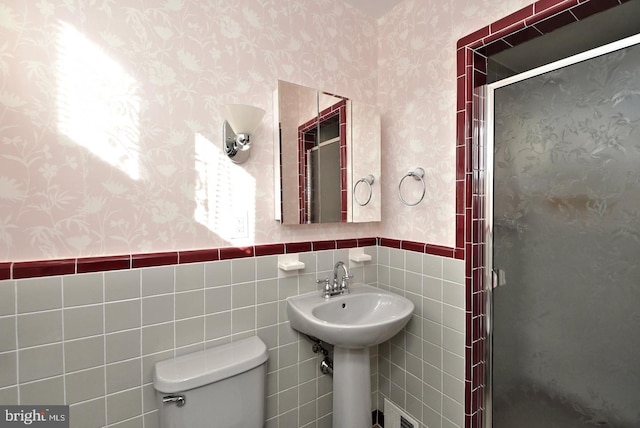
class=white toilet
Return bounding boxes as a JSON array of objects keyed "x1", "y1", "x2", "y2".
[{"x1": 152, "y1": 336, "x2": 268, "y2": 428}]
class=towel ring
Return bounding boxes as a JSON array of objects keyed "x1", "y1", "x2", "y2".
[
  {"x1": 354, "y1": 174, "x2": 375, "y2": 206},
  {"x1": 398, "y1": 168, "x2": 425, "y2": 206}
]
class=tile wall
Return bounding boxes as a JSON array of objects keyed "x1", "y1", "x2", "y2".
[
  {"x1": 0, "y1": 245, "x2": 464, "y2": 428},
  {"x1": 376, "y1": 247, "x2": 466, "y2": 428}
]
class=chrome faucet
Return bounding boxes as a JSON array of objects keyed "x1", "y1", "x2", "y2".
[
  {"x1": 333, "y1": 261, "x2": 351, "y2": 293},
  {"x1": 317, "y1": 261, "x2": 353, "y2": 298}
]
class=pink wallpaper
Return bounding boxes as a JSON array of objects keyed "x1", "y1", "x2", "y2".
[
  {"x1": 377, "y1": 0, "x2": 532, "y2": 248},
  {"x1": 0, "y1": 0, "x2": 380, "y2": 262},
  {"x1": 1, "y1": 0, "x2": 537, "y2": 262}
]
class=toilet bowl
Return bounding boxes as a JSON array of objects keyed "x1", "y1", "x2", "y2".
[{"x1": 153, "y1": 336, "x2": 268, "y2": 428}]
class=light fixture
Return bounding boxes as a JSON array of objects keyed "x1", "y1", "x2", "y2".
[{"x1": 222, "y1": 104, "x2": 265, "y2": 164}]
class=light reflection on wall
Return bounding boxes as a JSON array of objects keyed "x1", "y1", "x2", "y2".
[
  {"x1": 56, "y1": 21, "x2": 141, "y2": 180},
  {"x1": 194, "y1": 133, "x2": 256, "y2": 246}
]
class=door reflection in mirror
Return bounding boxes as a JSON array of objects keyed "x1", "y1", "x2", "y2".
[
  {"x1": 299, "y1": 97, "x2": 347, "y2": 223},
  {"x1": 275, "y1": 80, "x2": 381, "y2": 224}
]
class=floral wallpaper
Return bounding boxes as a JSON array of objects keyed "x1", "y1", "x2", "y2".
[
  {"x1": 0, "y1": 0, "x2": 539, "y2": 262},
  {"x1": 377, "y1": 0, "x2": 531, "y2": 245},
  {"x1": 0, "y1": 0, "x2": 380, "y2": 261}
]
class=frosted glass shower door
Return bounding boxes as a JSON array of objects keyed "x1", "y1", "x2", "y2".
[{"x1": 490, "y1": 38, "x2": 640, "y2": 427}]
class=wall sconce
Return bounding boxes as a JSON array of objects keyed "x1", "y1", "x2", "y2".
[{"x1": 222, "y1": 104, "x2": 266, "y2": 164}]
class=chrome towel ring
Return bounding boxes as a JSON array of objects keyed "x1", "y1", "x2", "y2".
[
  {"x1": 354, "y1": 174, "x2": 375, "y2": 206},
  {"x1": 398, "y1": 167, "x2": 425, "y2": 206}
]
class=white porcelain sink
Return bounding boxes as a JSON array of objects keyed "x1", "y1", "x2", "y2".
[
  {"x1": 286, "y1": 284, "x2": 414, "y2": 349},
  {"x1": 287, "y1": 283, "x2": 415, "y2": 428}
]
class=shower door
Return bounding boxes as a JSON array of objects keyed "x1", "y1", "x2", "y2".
[{"x1": 488, "y1": 36, "x2": 640, "y2": 427}]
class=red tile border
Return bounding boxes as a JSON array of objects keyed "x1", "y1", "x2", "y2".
[
  {"x1": 219, "y1": 246, "x2": 254, "y2": 260},
  {"x1": 13, "y1": 259, "x2": 76, "y2": 279},
  {"x1": 312, "y1": 240, "x2": 336, "y2": 251},
  {"x1": 336, "y1": 239, "x2": 358, "y2": 249},
  {"x1": 476, "y1": 38, "x2": 512, "y2": 58},
  {"x1": 357, "y1": 237, "x2": 378, "y2": 247},
  {"x1": 533, "y1": 9, "x2": 577, "y2": 34},
  {"x1": 285, "y1": 241, "x2": 313, "y2": 253},
  {"x1": 400, "y1": 240, "x2": 425, "y2": 252},
  {"x1": 132, "y1": 252, "x2": 179, "y2": 269},
  {"x1": 178, "y1": 249, "x2": 219, "y2": 264},
  {"x1": 489, "y1": 5, "x2": 533, "y2": 34},
  {"x1": 502, "y1": 25, "x2": 543, "y2": 47},
  {"x1": 0, "y1": 237, "x2": 396, "y2": 280},
  {"x1": 254, "y1": 243, "x2": 285, "y2": 257},
  {"x1": 77, "y1": 255, "x2": 130, "y2": 274},
  {"x1": 0, "y1": 262, "x2": 11, "y2": 280},
  {"x1": 426, "y1": 244, "x2": 455, "y2": 258},
  {"x1": 457, "y1": 26, "x2": 490, "y2": 49},
  {"x1": 3, "y1": 237, "x2": 456, "y2": 281},
  {"x1": 379, "y1": 238, "x2": 401, "y2": 249},
  {"x1": 570, "y1": 0, "x2": 619, "y2": 19},
  {"x1": 534, "y1": 0, "x2": 575, "y2": 13}
]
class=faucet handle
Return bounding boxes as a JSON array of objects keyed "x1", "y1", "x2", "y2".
[
  {"x1": 341, "y1": 272, "x2": 353, "y2": 282},
  {"x1": 340, "y1": 273, "x2": 353, "y2": 292},
  {"x1": 316, "y1": 277, "x2": 332, "y2": 297}
]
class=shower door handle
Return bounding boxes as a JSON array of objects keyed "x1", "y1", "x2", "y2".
[{"x1": 492, "y1": 269, "x2": 507, "y2": 288}]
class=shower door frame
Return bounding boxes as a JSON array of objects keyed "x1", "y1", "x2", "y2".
[
  {"x1": 483, "y1": 32, "x2": 640, "y2": 427},
  {"x1": 456, "y1": 2, "x2": 635, "y2": 427}
]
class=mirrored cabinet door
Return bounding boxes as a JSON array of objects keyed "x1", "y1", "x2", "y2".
[{"x1": 274, "y1": 80, "x2": 381, "y2": 224}]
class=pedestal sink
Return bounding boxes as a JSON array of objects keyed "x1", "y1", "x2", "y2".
[{"x1": 286, "y1": 284, "x2": 414, "y2": 428}]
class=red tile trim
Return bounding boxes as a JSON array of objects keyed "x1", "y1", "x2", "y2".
[
  {"x1": 476, "y1": 38, "x2": 513, "y2": 58},
  {"x1": 534, "y1": 0, "x2": 574, "y2": 13},
  {"x1": 132, "y1": 252, "x2": 179, "y2": 269},
  {"x1": 254, "y1": 243, "x2": 285, "y2": 257},
  {"x1": 379, "y1": 238, "x2": 401, "y2": 249},
  {"x1": 570, "y1": 0, "x2": 619, "y2": 19},
  {"x1": 3, "y1": 238, "x2": 456, "y2": 280},
  {"x1": 456, "y1": 76, "x2": 467, "y2": 111},
  {"x1": 336, "y1": 239, "x2": 358, "y2": 249},
  {"x1": 0, "y1": 262, "x2": 11, "y2": 280},
  {"x1": 77, "y1": 255, "x2": 131, "y2": 273},
  {"x1": 489, "y1": 5, "x2": 533, "y2": 34},
  {"x1": 533, "y1": 10, "x2": 578, "y2": 34},
  {"x1": 357, "y1": 237, "x2": 377, "y2": 247},
  {"x1": 219, "y1": 247, "x2": 254, "y2": 260},
  {"x1": 502, "y1": 25, "x2": 543, "y2": 48},
  {"x1": 457, "y1": 26, "x2": 490, "y2": 49},
  {"x1": 426, "y1": 244, "x2": 454, "y2": 258},
  {"x1": 13, "y1": 259, "x2": 76, "y2": 279},
  {"x1": 457, "y1": 48, "x2": 467, "y2": 77},
  {"x1": 178, "y1": 249, "x2": 220, "y2": 264},
  {"x1": 313, "y1": 240, "x2": 336, "y2": 251},
  {"x1": 285, "y1": 241, "x2": 312, "y2": 253},
  {"x1": 400, "y1": 240, "x2": 425, "y2": 252}
]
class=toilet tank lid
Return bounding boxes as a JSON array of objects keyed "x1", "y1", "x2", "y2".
[{"x1": 152, "y1": 336, "x2": 268, "y2": 393}]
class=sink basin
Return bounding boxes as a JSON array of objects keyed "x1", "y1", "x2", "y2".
[{"x1": 286, "y1": 284, "x2": 414, "y2": 348}]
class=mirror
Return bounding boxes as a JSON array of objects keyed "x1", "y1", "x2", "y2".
[{"x1": 274, "y1": 80, "x2": 381, "y2": 224}]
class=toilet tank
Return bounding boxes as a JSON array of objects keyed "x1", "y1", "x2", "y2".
[{"x1": 153, "y1": 336, "x2": 268, "y2": 428}]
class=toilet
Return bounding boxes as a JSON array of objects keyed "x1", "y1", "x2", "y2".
[{"x1": 152, "y1": 336, "x2": 268, "y2": 428}]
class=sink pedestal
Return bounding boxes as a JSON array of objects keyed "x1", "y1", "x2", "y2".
[
  {"x1": 332, "y1": 347, "x2": 371, "y2": 428},
  {"x1": 286, "y1": 284, "x2": 415, "y2": 428}
]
